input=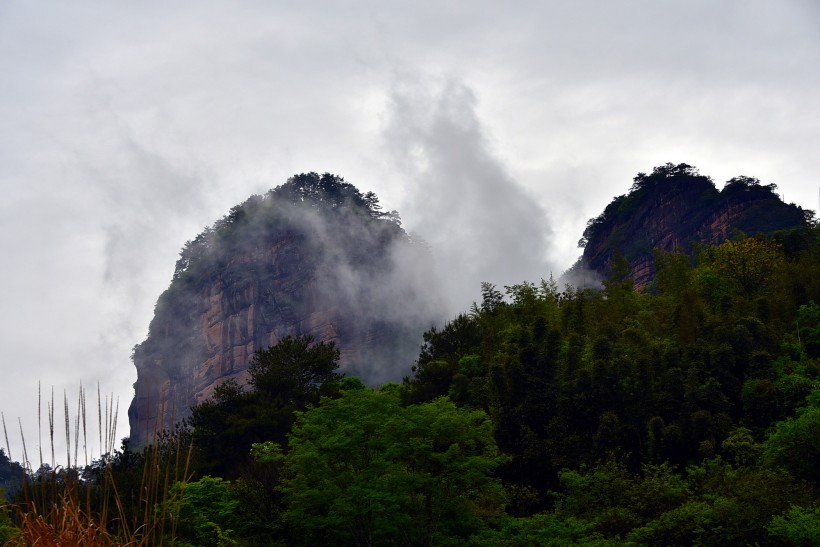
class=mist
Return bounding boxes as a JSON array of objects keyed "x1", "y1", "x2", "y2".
[
  {"x1": 383, "y1": 80, "x2": 557, "y2": 314},
  {"x1": 280, "y1": 190, "x2": 448, "y2": 382},
  {"x1": 129, "y1": 177, "x2": 448, "y2": 443}
]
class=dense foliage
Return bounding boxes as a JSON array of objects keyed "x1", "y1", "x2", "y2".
[
  {"x1": 397, "y1": 225, "x2": 820, "y2": 544},
  {"x1": 189, "y1": 334, "x2": 343, "y2": 477},
  {"x1": 278, "y1": 387, "x2": 506, "y2": 545},
  {"x1": 140, "y1": 222, "x2": 818, "y2": 545},
  {"x1": 4, "y1": 170, "x2": 820, "y2": 544}
]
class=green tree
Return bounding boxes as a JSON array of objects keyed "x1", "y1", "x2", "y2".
[
  {"x1": 798, "y1": 301, "x2": 820, "y2": 358},
  {"x1": 190, "y1": 335, "x2": 343, "y2": 477},
  {"x1": 280, "y1": 388, "x2": 507, "y2": 546},
  {"x1": 763, "y1": 403, "x2": 820, "y2": 483},
  {"x1": 708, "y1": 238, "x2": 784, "y2": 299},
  {"x1": 721, "y1": 427, "x2": 762, "y2": 466},
  {"x1": 553, "y1": 460, "x2": 688, "y2": 539},
  {"x1": 166, "y1": 476, "x2": 240, "y2": 547},
  {"x1": 767, "y1": 505, "x2": 820, "y2": 546},
  {"x1": 467, "y1": 513, "x2": 601, "y2": 546},
  {"x1": 0, "y1": 487, "x2": 20, "y2": 544},
  {"x1": 189, "y1": 379, "x2": 253, "y2": 475},
  {"x1": 0, "y1": 448, "x2": 24, "y2": 502},
  {"x1": 247, "y1": 334, "x2": 342, "y2": 400}
]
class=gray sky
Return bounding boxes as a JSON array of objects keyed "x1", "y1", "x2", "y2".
[{"x1": 1, "y1": 0, "x2": 818, "y2": 466}]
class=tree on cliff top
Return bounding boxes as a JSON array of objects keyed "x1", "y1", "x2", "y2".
[
  {"x1": 581, "y1": 163, "x2": 716, "y2": 248},
  {"x1": 172, "y1": 172, "x2": 402, "y2": 282},
  {"x1": 271, "y1": 172, "x2": 391, "y2": 218}
]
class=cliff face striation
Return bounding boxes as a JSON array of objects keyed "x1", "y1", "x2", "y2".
[
  {"x1": 128, "y1": 173, "x2": 443, "y2": 446},
  {"x1": 578, "y1": 163, "x2": 810, "y2": 289}
]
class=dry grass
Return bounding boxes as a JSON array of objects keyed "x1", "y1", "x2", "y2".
[
  {"x1": 2, "y1": 386, "x2": 193, "y2": 546},
  {"x1": 9, "y1": 490, "x2": 131, "y2": 547}
]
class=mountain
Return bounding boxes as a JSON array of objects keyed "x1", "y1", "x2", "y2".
[
  {"x1": 128, "y1": 173, "x2": 443, "y2": 447},
  {"x1": 577, "y1": 163, "x2": 810, "y2": 288}
]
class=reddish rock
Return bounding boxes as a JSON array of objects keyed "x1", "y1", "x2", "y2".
[
  {"x1": 128, "y1": 174, "x2": 442, "y2": 446},
  {"x1": 580, "y1": 164, "x2": 808, "y2": 290}
]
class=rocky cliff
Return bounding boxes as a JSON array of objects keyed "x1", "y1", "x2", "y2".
[
  {"x1": 578, "y1": 163, "x2": 809, "y2": 288},
  {"x1": 128, "y1": 173, "x2": 443, "y2": 446}
]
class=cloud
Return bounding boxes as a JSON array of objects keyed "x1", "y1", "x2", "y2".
[{"x1": 382, "y1": 78, "x2": 555, "y2": 313}]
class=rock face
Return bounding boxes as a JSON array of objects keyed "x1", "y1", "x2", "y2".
[
  {"x1": 578, "y1": 163, "x2": 809, "y2": 289},
  {"x1": 128, "y1": 173, "x2": 443, "y2": 446}
]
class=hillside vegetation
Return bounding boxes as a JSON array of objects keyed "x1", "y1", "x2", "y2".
[
  {"x1": 578, "y1": 163, "x2": 809, "y2": 288},
  {"x1": 2, "y1": 168, "x2": 819, "y2": 545}
]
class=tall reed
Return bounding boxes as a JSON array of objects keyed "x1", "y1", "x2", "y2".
[{"x1": 2, "y1": 385, "x2": 193, "y2": 546}]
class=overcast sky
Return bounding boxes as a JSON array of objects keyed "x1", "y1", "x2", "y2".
[{"x1": 1, "y1": 0, "x2": 818, "y2": 466}]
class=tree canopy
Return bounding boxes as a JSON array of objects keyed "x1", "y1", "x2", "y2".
[
  {"x1": 278, "y1": 387, "x2": 506, "y2": 546},
  {"x1": 189, "y1": 334, "x2": 343, "y2": 476}
]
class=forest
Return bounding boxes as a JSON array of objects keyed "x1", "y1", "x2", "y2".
[{"x1": 2, "y1": 200, "x2": 820, "y2": 545}]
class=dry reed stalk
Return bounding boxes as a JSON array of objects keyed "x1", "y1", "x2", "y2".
[
  {"x1": 97, "y1": 384, "x2": 103, "y2": 458},
  {"x1": 17, "y1": 419, "x2": 28, "y2": 471},
  {"x1": 1, "y1": 412, "x2": 10, "y2": 462},
  {"x1": 37, "y1": 382, "x2": 42, "y2": 471},
  {"x1": 9, "y1": 489, "x2": 139, "y2": 547},
  {"x1": 49, "y1": 387, "x2": 55, "y2": 469},
  {"x1": 7, "y1": 386, "x2": 194, "y2": 546},
  {"x1": 64, "y1": 390, "x2": 70, "y2": 470},
  {"x1": 81, "y1": 386, "x2": 87, "y2": 468}
]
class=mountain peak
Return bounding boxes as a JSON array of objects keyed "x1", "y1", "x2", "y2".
[
  {"x1": 578, "y1": 163, "x2": 809, "y2": 289},
  {"x1": 128, "y1": 173, "x2": 443, "y2": 446}
]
